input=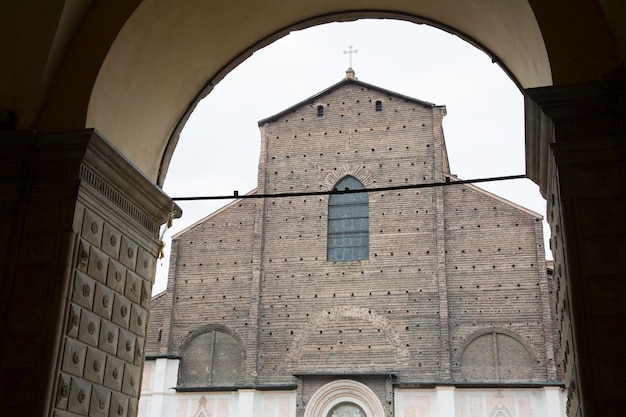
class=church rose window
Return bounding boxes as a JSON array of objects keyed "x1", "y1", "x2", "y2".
[{"x1": 327, "y1": 176, "x2": 369, "y2": 261}]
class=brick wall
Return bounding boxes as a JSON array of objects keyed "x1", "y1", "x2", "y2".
[
  {"x1": 256, "y1": 84, "x2": 445, "y2": 384},
  {"x1": 146, "y1": 80, "x2": 561, "y2": 401},
  {"x1": 443, "y1": 184, "x2": 550, "y2": 380}
]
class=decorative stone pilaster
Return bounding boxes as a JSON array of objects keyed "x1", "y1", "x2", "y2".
[
  {"x1": 435, "y1": 386, "x2": 455, "y2": 417},
  {"x1": 237, "y1": 389, "x2": 256, "y2": 417},
  {"x1": 525, "y1": 73, "x2": 626, "y2": 417},
  {"x1": 0, "y1": 129, "x2": 180, "y2": 416}
]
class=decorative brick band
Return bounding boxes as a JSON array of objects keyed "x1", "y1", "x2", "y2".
[
  {"x1": 323, "y1": 164, "x2": 374, "y2": 190},
  {"x1": 286, "y1": 306, "x2": 409, "y2": 366}
]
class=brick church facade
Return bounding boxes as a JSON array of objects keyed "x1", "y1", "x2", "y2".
[{"x1": 139, "y1": 71, "x2": 565, "y2": 417}]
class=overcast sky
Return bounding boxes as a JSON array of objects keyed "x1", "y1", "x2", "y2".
[{"x1": 155, "y1": 19, "x2": 549, "y2": 294}]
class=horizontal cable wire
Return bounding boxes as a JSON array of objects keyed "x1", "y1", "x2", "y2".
[{"x1": 171, "y1": 174, "x2": 527, "y2": 201}]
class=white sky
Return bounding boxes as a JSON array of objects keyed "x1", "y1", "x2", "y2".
[{"x1": 155, "y1": 20, "x2": 549, "y2": 294}]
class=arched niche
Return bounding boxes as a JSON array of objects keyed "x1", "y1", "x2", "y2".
[
  {"x1": 178, "y1": 326, "x2": 243, "y2": 387},
  {"x1": 460, "y1": 329, "x2": 536, "y2": 382}
]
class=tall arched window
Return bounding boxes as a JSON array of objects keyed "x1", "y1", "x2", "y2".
[
  {"x1": 317, "y1": 105, "x2": 324, "y2": 117},
  {"x1": 327, "y1": 176, "x2": 368, "y2": 261},
  {"x1": 375, "y1": 100, "x2": 382, "y2": 112}
]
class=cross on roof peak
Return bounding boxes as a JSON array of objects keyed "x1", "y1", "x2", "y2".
[{"x1": 343, "y1": 45, "x2": 358, "y2": 69}]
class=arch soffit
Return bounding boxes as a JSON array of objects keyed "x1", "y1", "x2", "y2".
[
  {"x1": 458, "y1": 328, "x2": 537, "y2": 364},
  {"x1": 304, "y1": 379, "x2": 386, "y2": 417},
  {"x1": 85, "y1": 1, "x2": 553, "y2": 183}
]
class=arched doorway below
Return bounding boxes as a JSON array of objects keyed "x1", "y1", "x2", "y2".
[{"x1": 304, "y1": 380, "x2": 385, "y2": 417}]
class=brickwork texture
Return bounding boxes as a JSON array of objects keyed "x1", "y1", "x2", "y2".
[{"x1": 146, "y1": 78, "x2": 562, "y2": 410}]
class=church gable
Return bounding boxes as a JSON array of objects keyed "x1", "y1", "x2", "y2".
[
  {"x1": 256, "y1": 82, "x2": 447, "y2": 199},
  {"x1": 258, "y1": 78, "x2": 437, "y2": 126}
]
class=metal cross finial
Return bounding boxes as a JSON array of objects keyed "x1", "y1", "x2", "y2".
[{"x1": 343, "y1": 45, "x2": 358, "y2": 68}]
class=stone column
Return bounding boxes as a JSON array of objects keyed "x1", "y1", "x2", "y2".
[
  {"x1": 544, "y1": 386, "x2": 564, "y2": 417},
  {"x1": 147, "y1": 358, "x2": 180, "y2": 417},
  {"x1": 435, "y1": 386, "x2": 455, "y2": 417},
  {"x1": 0, "y1": 129, "x2": 179, "y2": 416},
  {"x1": 525, "y1": 73, "x2": 626, "y2": 417},
  {"x1": 238, "y1": 389, "x2": 256, "y2": 417}
]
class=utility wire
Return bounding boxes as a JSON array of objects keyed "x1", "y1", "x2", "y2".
[{"x1": 171, "y1": 174, "x2": 527, "y2": 201}]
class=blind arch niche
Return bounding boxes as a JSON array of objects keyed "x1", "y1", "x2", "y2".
[
  {"x1": 460, "y1": 330, "x2": 535, "y2": 382},
  {"x1": 178, "y1": 327, "x2": 243, "y2": 387}
]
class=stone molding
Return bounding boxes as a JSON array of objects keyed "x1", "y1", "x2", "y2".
[
  {"x1": 71, "y1": 129, "x2": 181, "y2": 234},
  {"x1": 323, "y1": 164, "x2": 374, "y2": 190},
  {"x1": 524, "y1": 72, "x2": 626, "y2": 196},
  {"x1": 1, "y1": 129, "x2": 181, "y2": 235},
  {"x1": 303, "y1": 379, "x2": 385, "y2": 417}
]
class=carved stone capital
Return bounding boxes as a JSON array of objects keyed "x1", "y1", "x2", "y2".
[{"x1": 524, "y1": 72, "x2": 626, "y2": 196}]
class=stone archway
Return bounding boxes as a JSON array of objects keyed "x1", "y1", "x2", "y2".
[
  {"x1": 1, "y1": 2, "x2": 625, "y2": 417},
  {"x1": 82, "y1": 2, "x2": 554, "y2": 183},
  {"x1": 304, "y1": 379, "x2": 385, "y2": 417}
]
